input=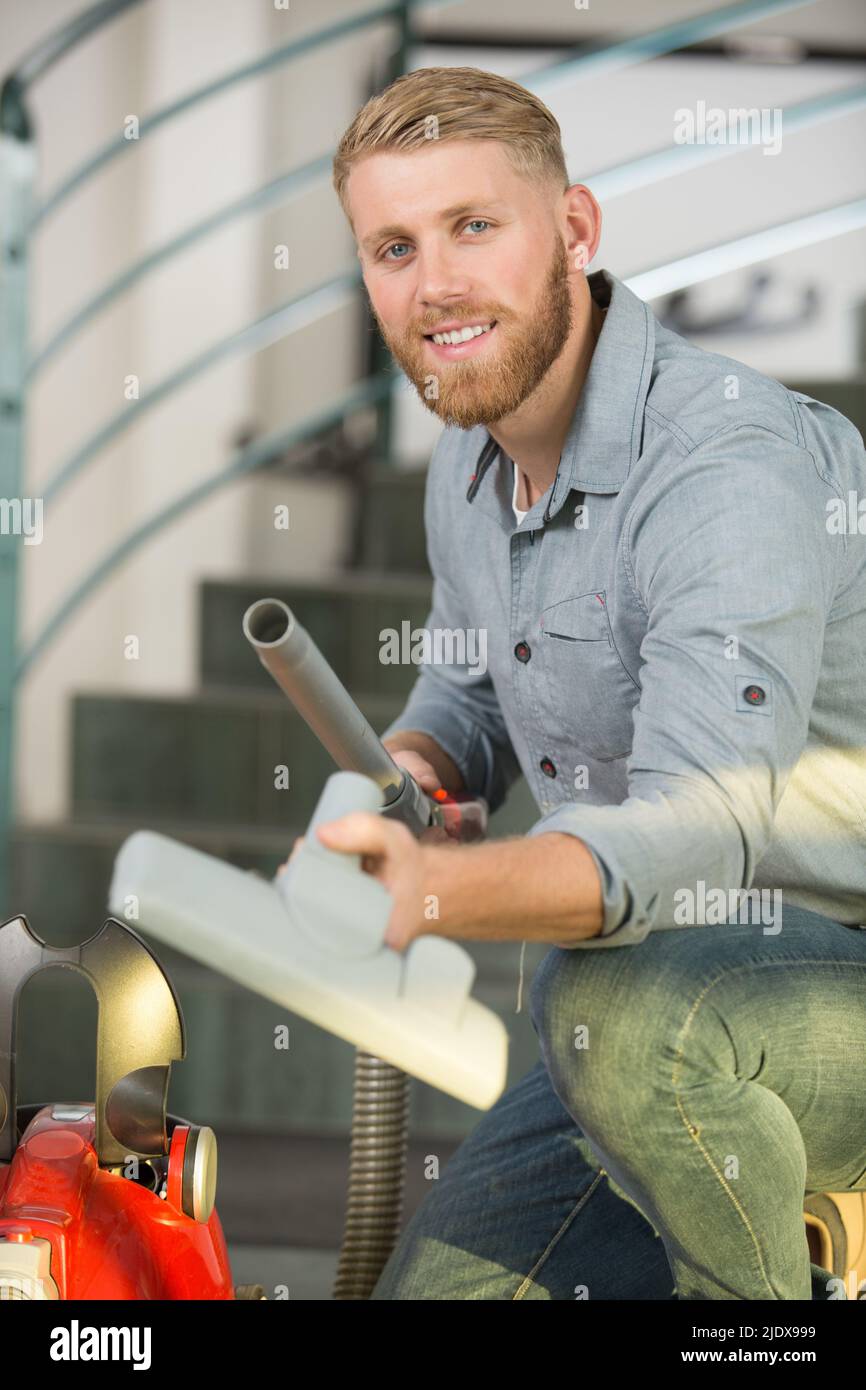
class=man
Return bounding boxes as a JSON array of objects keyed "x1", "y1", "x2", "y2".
[{"x1": 304, "y1": 65, "x2": 866, "y2": 1299}]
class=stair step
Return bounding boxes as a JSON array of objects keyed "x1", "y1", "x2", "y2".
[
  {"x1": 9, "y1": 816, "x2": 296, "y2": 943},
  {"x1": 70, "y1": 688, "x2": 406, "y2": 824},
  {"x1": 199, "y1": 573, "x2": 433, "y2": 695}
]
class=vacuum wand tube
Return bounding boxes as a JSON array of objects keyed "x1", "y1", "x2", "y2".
[{"x1": 243, "y1": 597, "x2": 433, "y2": 837}]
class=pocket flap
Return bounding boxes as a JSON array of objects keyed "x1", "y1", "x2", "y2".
[{"x1": 541, "y1": 590, "x2": 609, "y2": 642}]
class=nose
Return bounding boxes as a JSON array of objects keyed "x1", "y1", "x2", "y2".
[{"x1": 414, "y1": 240, "x2": 472, "y2": 314}]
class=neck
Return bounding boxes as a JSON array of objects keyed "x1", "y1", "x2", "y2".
[{"x1": 491, "y1": 289, "x2": 604, "y2": 510}]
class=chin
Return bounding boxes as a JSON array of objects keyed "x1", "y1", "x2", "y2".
[{"x1": 427, "y1": 402, "x2": 489, "y2": 431}]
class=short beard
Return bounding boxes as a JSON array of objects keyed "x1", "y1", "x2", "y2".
[{"x1": 376, "y1": 236, "x2": 574, "y2": 431}]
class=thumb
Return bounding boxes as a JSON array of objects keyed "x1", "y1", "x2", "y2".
[{"x1": 315, "y1": 812, "x2": 391, "y2": 856}]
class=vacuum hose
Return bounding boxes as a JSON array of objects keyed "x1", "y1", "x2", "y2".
[{"x1": 332, "y1": 1053, "x2": 410, "y2": 1300}]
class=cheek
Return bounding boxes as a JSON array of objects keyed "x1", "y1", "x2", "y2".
[
  {"x1": 369, "y1": 276, "x2": 413, "y2": 334},
  {"x1": 501, "y1": 234, "x2": 558, "y2": 302}
]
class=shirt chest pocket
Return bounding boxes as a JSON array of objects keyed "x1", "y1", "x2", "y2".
[{"x1": 539, "y1": 589, "x2": 640, "y2": 761}]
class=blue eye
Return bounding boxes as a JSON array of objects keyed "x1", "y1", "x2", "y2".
[{"x1": 380, "y1": 219, "x2": 492, "y2": 262}]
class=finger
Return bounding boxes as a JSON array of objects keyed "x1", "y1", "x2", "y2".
[
  {"x1": 391, "y1": 751, "x2": 440, "y2": 791},
  {"x1": 315, "y1": 811, "x2": 405, "y2": 857},
  {"x1": 419, "y1": 824, "x2": 451, "y2": 846},
  {"x1": 383, "y1": 915, "x2": 412, "y2": 952}
]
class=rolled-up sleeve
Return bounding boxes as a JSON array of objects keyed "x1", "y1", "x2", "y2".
[{"x1": 526, "y1": 425, "x2": 842, "y2": 948}]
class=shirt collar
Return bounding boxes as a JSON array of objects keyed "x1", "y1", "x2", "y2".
[{"x1": 464, "y1": 268, "x2": 656, "y2": 526}]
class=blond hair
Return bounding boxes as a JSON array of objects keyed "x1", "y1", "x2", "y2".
[{"x1": 333, "y1": 66, "x2": 570, "y2": 226}]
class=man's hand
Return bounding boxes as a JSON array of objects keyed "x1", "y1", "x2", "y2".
[
  {"x1": 276, "y1": 748, "x2": 457, "y2": 877},
  {"x1": 274, "y1": 742, "x2": 454, "y2": 950},
  {"x1": 382, "y1": 748, "x2": 463, "y2": 845},
  {"x1": 382, "y1": 733, "x2": 465, "y2": 798},
  {"x1": 387, "y1": 747, "x2": 442, "y2": 796},
  {"x1": 276, "y1": 809, "x2": 451, "y2": 951},
  {"x1": 311, "y1": 812, "x2": 433, "y2": 951}
]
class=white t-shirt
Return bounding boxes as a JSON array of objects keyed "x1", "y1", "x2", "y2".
[{"x1": 512, "y1": 461, "x2": 529, "y2": 524}]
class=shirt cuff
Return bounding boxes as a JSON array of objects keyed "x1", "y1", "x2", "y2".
[
  {"x1": 525, "y1": 787, "x2": 743, "y2": 949},
  {"x1": 526, "y1": 810, "x2": 647, "y2": 947}
]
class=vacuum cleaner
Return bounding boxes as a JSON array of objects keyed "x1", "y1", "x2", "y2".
[
  {"x1": 0, "y1": 914, "x2": 239, "y2": 1299},
  {"x1": 0, "y1": 598, "x2": 507, "y2": 1299}
]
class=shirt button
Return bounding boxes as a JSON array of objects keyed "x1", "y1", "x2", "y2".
[
  {"x1": 540, "y1": 757, "x2": 557, "y2": 778},
  {"x1": 514, "y1": 641, "x2": 531, "y2": 662},
  {"x1": 743, "y1": 684, "x2": 766, "y2": 706}
]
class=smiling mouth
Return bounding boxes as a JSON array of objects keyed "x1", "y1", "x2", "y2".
[{"x1": 423, "y1": 320, "x2": 498, "y2": 348}]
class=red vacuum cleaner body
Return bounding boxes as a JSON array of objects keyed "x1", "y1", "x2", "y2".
[
  {"x1": 0, "y1": 914, "x2": 235, "y2": 1300},
  {"x1": 0, "y1": 1105, "x2": 233, "y2": 1300}
]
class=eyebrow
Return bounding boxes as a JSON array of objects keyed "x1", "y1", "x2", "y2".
[{"x1": 360, "y1": 200, "x2": 510, "y2": 252}]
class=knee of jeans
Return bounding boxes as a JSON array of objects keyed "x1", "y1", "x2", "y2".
[
  {"x1": 529, "y1": 948, "x2": 610, "y2": 1059},
  {"x1": 529, "y1": 947, "x2": 679, "y2": 1095}
]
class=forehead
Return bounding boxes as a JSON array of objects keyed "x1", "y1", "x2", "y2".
[{"x1": 348, "y1": 139, "x2": 530, "y2": 247}]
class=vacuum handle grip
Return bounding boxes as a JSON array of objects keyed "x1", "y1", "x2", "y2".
[{"x1": 431, "y1": 791, "x2": 489, "y2": 844}]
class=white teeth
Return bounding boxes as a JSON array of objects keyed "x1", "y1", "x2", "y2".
[{"x1": 431, "y1": 322, "x2": 493, "y2": 346}]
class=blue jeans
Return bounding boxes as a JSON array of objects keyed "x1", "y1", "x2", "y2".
[{"x1": 371, "y1": 906, "x2": 866, "y2": 1299}]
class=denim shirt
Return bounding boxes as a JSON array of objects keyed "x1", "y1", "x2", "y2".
[{"x1": 381, "y1": 268, "x2": 866, "y2": 948}]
